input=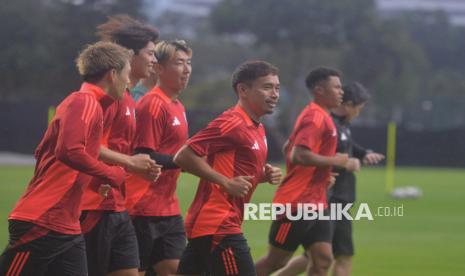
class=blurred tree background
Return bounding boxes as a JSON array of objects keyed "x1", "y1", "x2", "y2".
[
  {"x1": 1, "y1": 0, "x2": 465, "y2": 157},
  {"x1": 0, "y1": 0, "x2": 143, "y2": 101}
]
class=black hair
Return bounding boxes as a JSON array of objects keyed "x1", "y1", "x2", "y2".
[
  {"x1": 232, "y1": 60, "x2": 278, "y2": 92},
  {"x1": 97, "y1": 14, "x2": 159, "y2": 55},
  {"x1": 305, "y1": 67, "x2": 340, "y2": 92},
  {"x1": 342, "y1": 82, "x2": 371, "y2": 105}
]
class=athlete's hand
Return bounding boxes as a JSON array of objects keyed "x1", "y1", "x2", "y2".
[
  {"x1": 126, "y1": 154, "x2": 156, "y2": 173},
  {"x1": 333, "y1": 153, "x2": 349, "y2": 167},
  {"x1": 223, "y1": 176, "x2": 254, "y2": 197},
  {"x1": 327, "y1": 172, "x2": 339, "y2": 189},
  {"x1": 264, "y1": 164, "x2": 282, "y2": 185},
  {"x1": 134, "y1": 163, "x2": 162, "y2": 181},
  {"x1": 345, "y1": 158, "x2": 361, "y2": 172},
  {"x1": 98, "y1": 184, "x2": 112, "y2": 197},
  {"x1": 363, "y1": 152, "x2": 385, "y2": 165},
  {"x1": 127, "y1": 154, "x2": 160, "y2": 181},
  {"x1": 143, "y1": 164, "x2": 163, "y2": 181}
]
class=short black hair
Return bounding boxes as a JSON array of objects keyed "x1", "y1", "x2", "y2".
[
  {"x1": 305, "y1": 67, "x2": 340, "y2": 91},
  {"x1": 342, "y1": 82, "x2": 371, "y2": 105},
  {"x1": 97, "y1": 14, "x2": 159, "y2": 55},
  {"x1": 232, "y1": 60, "x2": 278, "y2": 92}
]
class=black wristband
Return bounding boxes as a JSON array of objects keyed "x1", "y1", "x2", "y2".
[{"x1": 134, "y1": 147, "x2": 179, "y2": 169}]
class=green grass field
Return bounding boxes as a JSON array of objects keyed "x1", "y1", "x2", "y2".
[{"x1": 1, "y1": 166, "x2": 464, "y2": 275}]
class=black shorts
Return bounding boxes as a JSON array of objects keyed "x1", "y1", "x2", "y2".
[
  {"x1": 80, "y1": 210, "x2": 139, "y2": 275},
  {"x1": 177, "y1": 234, "x2": 256, "y2": 276},
  {"x1": 330, "y1": 207, "x2": 354, "y2": 257},
  {"x1": 0, "y1": 220, "x2": 87, "y2": 276},
  {"x1": 269, "y1": 210, "x2": 332, "y2": 252},
  {"x1": 132, "y1": 215, "x2": 186, "y2": 271}
]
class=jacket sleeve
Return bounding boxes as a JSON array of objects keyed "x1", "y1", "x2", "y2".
[
  {"x1": 55, "y1": 95, "x2": 125, "y2": 187},
  {"x1": 352, "y1": 140, "x2": 368, "y2": 160}
]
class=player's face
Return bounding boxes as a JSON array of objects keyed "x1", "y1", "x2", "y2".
[
  {"x1": 109, "y1": 61, "x2": 131, "y2": 100},
  {"x1": 131, "y1": 41, "x2": 157, "y2": 79},
  {"x1": 156, "y1": 50, "x2": 192, "y2": 93},
  {"x1": 344, "y1": 102, "x2": 366, "y2": 123},
  {"x1": 321, "y1": 76, "x2": 343, "y2": 108},
  {"x1": 244, "y1": 74, "x2": 280, "y2": 117}
]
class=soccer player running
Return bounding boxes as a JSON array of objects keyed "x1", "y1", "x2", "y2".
[
  {"x1": 255, "y1": 67, "x2": 350, "y2": 276},
  {"x1": 174, "y1": 60, "x2": 282, "y2": 276},
  {"x1": 124, "y1": 40, "x2": 192, "y2": 276},
  {"x1": 329, "y1": 82, "x2": 383, "y2": 276},
  {"x1": 0, "y1": 42, "x2": 131, "y2": 276},
  {"x1": 273, "y1": 82, "x2": 385, "y2": 276},
  {"x1": 79, "y1": 15, "x2": 161, "y2": 276}
]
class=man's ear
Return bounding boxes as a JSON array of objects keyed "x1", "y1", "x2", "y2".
[
  {"x1": 107, "y1": 68, "x2": 117, "y2": 83},
  {"x1": 236, "y1": 83, "x2": 249, "y2": 98},
  {"x1": 313, "y1": 85, "x2": 325, "y2": 97}
]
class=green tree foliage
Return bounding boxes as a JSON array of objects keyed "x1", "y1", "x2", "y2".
[
  {"x1": 212, "y1": 0, "x2": 375, "y2": 49},
  {"x1": 0, "y1": 0, "x2": 143, "y2": 102},
  {"x1": 342, "y1": 18, "x2": 429, "y2": 119},
  {"x1": 2, "y1": 0, "x2": 464, "y2": 130},
  {"x1": 210, "y1": 0, "x2": 465, "y2": 128},
  {"x1": 212, "y1": 0, "x2": 377, "y2": 129}
]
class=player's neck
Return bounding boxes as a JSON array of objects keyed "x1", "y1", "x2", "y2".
[
  {"x1": 128, "y1": 74, "x2": 140, "y2": 90},
  {"x1": 313, "y1": 100, "x2": 330, "y2": 113},
  {"x1": 141, "y1": 78, "x2": 156, "y2": 90},
  {"x1": 238, "y1": 102, "x2": 261, "y2": 123},
  {"x1": 158, "y1": 83, "x2": 180, "y2": 100},
  {"x1": 94, "y1": 80, "x2": 116, "y2": 99}
]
